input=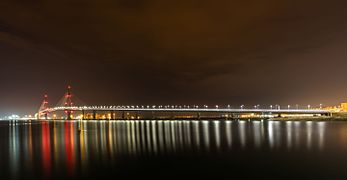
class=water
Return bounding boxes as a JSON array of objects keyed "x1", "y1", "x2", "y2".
[{"x1": 1, "y1": 119, "x2": 347, "y2": 179}]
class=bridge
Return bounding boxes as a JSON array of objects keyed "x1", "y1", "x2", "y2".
[{"x1": 37, "y1": 86, "x2": 332, "y2": 120}]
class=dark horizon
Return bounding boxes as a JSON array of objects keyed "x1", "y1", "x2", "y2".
[{"x1": 2, "y1": 0, "x2": 347, "y2": 115}]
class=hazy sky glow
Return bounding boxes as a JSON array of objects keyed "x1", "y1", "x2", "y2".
[{"x1": 1, "y1": 0, "x2": 347, "y2": 115}]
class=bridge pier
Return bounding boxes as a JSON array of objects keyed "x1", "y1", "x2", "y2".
[
  {"x1": 82, "y1": 110, "x2": 85, "y2": 120},
  {"x1": 93, "y1": 110, "x2": 97, "y2": 120},
  {"x1": 197, "y1": 112, "x2": 201, "y2": 120},
  {"x1": 322, "y1": 113, "x2": 332, "y2": 117},
  {"x1": 122, "y1": 111, "x2": 125, "y2": 119},
  {"x1": 66, "y1": 111, "x2": 72, "y2": 120}
]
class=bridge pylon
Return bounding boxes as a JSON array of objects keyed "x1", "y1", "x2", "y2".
[
  {"x1": 63, "y1": 85, "x2": 74, "y2": 120},
  {"x1": 38, "y1": 94, "x2": 49, "y2": 119}
]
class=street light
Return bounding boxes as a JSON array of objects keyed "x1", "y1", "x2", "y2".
[{"x1": 275, "y1": 105, "x2": 280, "y2": 110}]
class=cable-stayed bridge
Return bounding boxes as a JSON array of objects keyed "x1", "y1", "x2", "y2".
[{"x1": 37, "y1": 86, "x2": 331, "y2": 120}]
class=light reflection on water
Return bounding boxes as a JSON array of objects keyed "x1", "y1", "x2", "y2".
[{"x1": 3, "y1": 119, "x2": 347, "y2": 179}]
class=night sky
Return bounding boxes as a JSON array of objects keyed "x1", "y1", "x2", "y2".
[{"x1": 1, "y1": 0, "x2": 347, "y2": 115}]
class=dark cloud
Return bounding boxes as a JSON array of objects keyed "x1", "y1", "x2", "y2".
[{"x1": 1, "y1": 0, "x2": 347, "y2": 115}]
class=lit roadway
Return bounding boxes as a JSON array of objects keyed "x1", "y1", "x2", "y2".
[{"x1": 40, "y1": 106, "x2": 331, "y2": 115}]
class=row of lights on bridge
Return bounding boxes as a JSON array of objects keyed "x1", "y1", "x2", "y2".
[{"x1": 56, "y1": 104, "x2": 323, "y2": 110}]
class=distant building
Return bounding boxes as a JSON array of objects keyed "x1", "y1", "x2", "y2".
[
  {"x1": 341, "y1": 102, "x2": 347, "y2": 111},
  {"x1": 324, "y1": 102, "x2": 347, "y2": 112},
  {"x1": 323, "y1": 105, "x2": 341, "y2": 112}
]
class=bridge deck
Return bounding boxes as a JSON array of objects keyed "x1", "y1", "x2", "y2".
[{"x1": 41, "y1": 107, "x2": 330, "y2": 114}]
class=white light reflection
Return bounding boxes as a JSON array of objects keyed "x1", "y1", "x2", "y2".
[
  {"x1": 294, "y1": 121, "x2": 301, "y2": 150},
  {"x1": 192, "y1": 121, "x2": 200, "y2": 149},
  {"x1": 225, "y1": 121, "x2": 232, "y2": 148},
  {"x1": 151, "y1": 120, "x2": 158, "y2": 154},
  {"x1": 184, "y1": 121, "x2": 192, "y2": 148},
  {"x1": 125, "y1": 121, "x2": 132, "y2": 154},
  {"x1": 9, "y1": 121, "x2": 20, "y2": 179},
  {"x1": 286, "y1": 121, "x2": 293, "y2": 150},
  {"x1": 131, "y1": 121, "x2": 137, "y2": 155},
  {"x1": 306, "y1": 121, "x2": 313, "y2": 150},
  {"x1": 213, "y1": 121, "x2": 221, "y2": 150},
  {"x1": 135, "y1": 121, "x2": 141, "y2": 154},
  {"x1": 146, "y1": 121, "x2": 152, "y2": 154},
  {"x1": 157, "y1": 121, "x2": 165, "y2": 153},
  {"x1": 202, "y1": 121, "x2": 210, "y2": 151},
  {"x1": 100, "y1": 122, "x2": 107, "y2": 157},
  {"x1": 268, "y1": 121, "x2": 274, "y2": 149},
  {"x1": 177, "y1": 121, "x2": 184, "y2": 149},
  {"x1": 318, "y1": 122, "x2": 326, "y2": 151},
  {"x1": 239, "y1": 121, "x2": 247, "y2": 148},
  {"x1": 252, "y1": 121, "x2": 261, "y2": 149},
  {"x1": 170, "y1": 121, "x2": 177, "y2": 152}
]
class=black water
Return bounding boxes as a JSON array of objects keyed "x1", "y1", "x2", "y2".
[{"x1": 1, "y1": 119, "x2": 347, "y2": 179}]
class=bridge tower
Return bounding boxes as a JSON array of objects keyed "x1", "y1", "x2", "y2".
[
  {"x1": 38, "y1": 94, "x2": 49, "y2": 119},
  {"x1": 63, "y1": 85, "x2": 74, "y2": 120}
]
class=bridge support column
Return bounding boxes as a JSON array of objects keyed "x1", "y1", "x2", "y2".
[
  {"x1": 66, "y1": 111, "x2": 72, "y2": 120},
  {"x1": 93, "y1": 110, "x2": 97, "y2": 120},
  {"x1": 122, "y1": 111, "x2": 125, "y2": 119},
  {"x1": 197, "y1": 112, "x2": 201, "y2": 120},
  {"x1": 82, "y1": 110, "x2": 85, "y2": 120},
  {"x1": 322, "y1": 113, "x2": 333, "y2": 117}
]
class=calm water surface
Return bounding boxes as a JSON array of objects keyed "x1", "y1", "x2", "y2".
[{"x1": 1, "y1": 119, "x2": 347, "y2": 179}]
